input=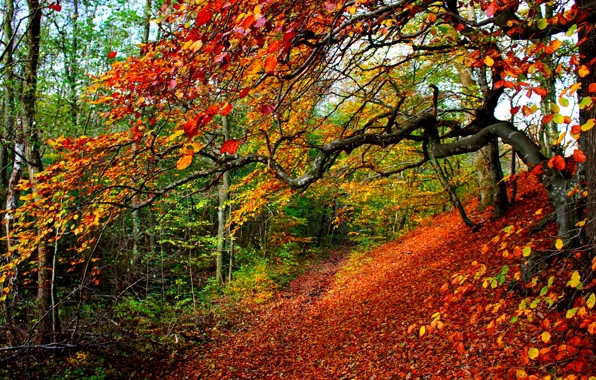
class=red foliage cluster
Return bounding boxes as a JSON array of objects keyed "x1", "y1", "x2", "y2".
[{"x1": 169, "y1": 175, "x2": 594, "y2": 379}]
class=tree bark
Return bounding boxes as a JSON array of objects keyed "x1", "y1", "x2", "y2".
[
  {"x1": 216, "y1": 116, "x2": 231, "y2": 286},
  {"x1": 487, "y1": 139, "x2": 509, "y2": 217},
  {"x1": 577, "y1": 0, "x2": 596, "y2": 257},
  {"x1": 22, "y1": 0, "x2": 55, "y2": 344},
  {"x1": 1, "y1": 0, "x2": 16, "y2": 205}
]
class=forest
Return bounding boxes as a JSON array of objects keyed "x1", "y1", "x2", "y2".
[{"x1": 0, "y1": 0, "x2": 595, "y2": 378}]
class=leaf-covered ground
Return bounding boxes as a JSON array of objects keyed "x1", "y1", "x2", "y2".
[{"x1": 170, "y1": 175, "x2": 595, "y2": 379}]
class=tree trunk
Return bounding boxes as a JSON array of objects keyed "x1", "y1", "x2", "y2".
[
  {"x1": 487, "y1": 139, "x2": 509, "y2": 217},
  {"x1": 1, "y1": 0, "x2": 16, "y2": 208},
  {"x1": 216, "y1": 116, "x2": 231, "y2": 286},
  {"x1": 577, "y1": 0, "x2": 596, "y2": 257},
  {"x1": 22, "y1": 0, "x2": 55, "y2": 344}
]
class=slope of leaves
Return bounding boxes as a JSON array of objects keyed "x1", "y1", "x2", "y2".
[{"x1": 170, "y1": 175, "x2": 594, "y2": 379}]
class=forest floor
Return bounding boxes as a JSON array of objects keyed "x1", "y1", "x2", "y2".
[{"x1": 167, "y1": 174, "x2": 595, "y2": 379}]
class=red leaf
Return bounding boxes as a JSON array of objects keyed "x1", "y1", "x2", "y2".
[
  {"x1": 573, "y1": 149, "x2": 587, "y2": 163},
  {"x1": 196, "y1": 8, "x2": 212, "y2": 25},
  {"x1": 486, "y1": 2, "x2": 498, "y2": 17},
  {"x1": 168, "y1": 79, "x2": 177, "y2": 90},
  {"x1": 220, "y1": 139, "x2": 240, "y2": 155},
  {"x1": 220, "y1": 102, "x2": 233, "y2": 116},
  {"x1": 541, "y1": 114, "x2": 553, "y2": 124},
  {"x1": 283, "y1": 30, "x2": 296, "y2": 44},
  {"x1": 510, "y1": 106, "x2": 520, "y2": 115},
  {"x1": 239, "y1": 87, "x2": 250, "y2": 98},
  {"x1": 108, "y1": 51, "x2": 117, "y2": 59},
  {"x1": 184, "y1": 118, "x2": 198, "y2": 138},
  {"x1": 206, "y1": 105, "x2": 220, "y2": 116},
  {"x1": 531, "y1": 164, "x2": 544, "y2": 175},
  {"x1": 589, "y1": 83, "x2": 596, "y2": 93},
  {"x1": 261, "y1": 104, "x2": 275, "y2": 115},
  {"x1": 548, "y1": 155, "x2": 566, "y2": 171}
]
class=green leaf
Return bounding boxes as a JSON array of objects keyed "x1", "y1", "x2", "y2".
[
  {"x1": 566, "y1": 307, "x2": 578, "y2": 318},
  {"x1": 523, "y1": 246, "x2": 532, "y2": 257},
  {"x1": 540, "y1": 286, "x2": 548, "y2": 296},
  {"x1": 579, "y1": 96, "x2": 593, "y2": 110},
  {"x1": 566, "y1": 24, "x2": 577, "y2": 37},
  {"x1": 559, "y1": 97, "x2": 569, "y2": 107},
  {"x1": 537, "y1": 18, "x2": 548, "y2": 30},
  {"x1": 553, "y1": 113, "x2": 564, "y2": 124},
  {"x1": 587, "y1": 293, "x2": 595, "y2": 309}
]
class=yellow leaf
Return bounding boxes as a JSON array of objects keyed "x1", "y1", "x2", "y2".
[
  {"x1": 541, "y1": 331, "x2": 551, "y2": 343},
  {"x1": 568, "y1": 271, "x2": 581, "y2": 288},
  {"x1": 528, "y1": 347, "x2": 539, "y2": 360},
  {"x1": 587, "y1": 293, "x2": 595, "y2": 309},
  {"x1": 176, "y1": 154, "x2": 193, "y2": 170},
  {"x1": 484, "y1": 56, "x2": 494, "y2": 67},
  {"x1": 553, "y1": 131, "x2": 565, "y2": 145},
  {"x1": 555, "y1": 239, "x2": 564, "y2": 250},
  {"x1": 578, "y1": 65, "x2": 590, "y2": 78},
  {"x1": 190, "y1": 40, "x2": 203, "y2": 52},
  {"x1": 566, "y1": 307, "x2": 578, "y2": 318},
  {"x1": 419, "y1": 325, "x2": 426, "y2": 337},
  {"x1": 549, "y1": 39, "x2": 562, "y2": 52},
  {"x1": 581, "y1": 118, "x2": 595, "y2": 132},
  {"x1": 431, "y1": 312, "x2": 441, "y2": 321},
  {"x1": 523, "y1": 246, "x2": 532, "y2": 257},
  {"x1": 576, "y1": 220, "x2": 586, "y2": 227}
]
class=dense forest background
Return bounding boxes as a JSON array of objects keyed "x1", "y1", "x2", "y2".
[{"x1": 0, "y1": 0, "x2": 595, "y2": 378}]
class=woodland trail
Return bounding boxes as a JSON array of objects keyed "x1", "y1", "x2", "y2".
[{"x1": 169, "y1": 175, "x2": 592, "y2": 379}]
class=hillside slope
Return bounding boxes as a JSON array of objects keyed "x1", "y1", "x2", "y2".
[{"x1": 171, "y1": 175, "x2": 595, "y2": 379}]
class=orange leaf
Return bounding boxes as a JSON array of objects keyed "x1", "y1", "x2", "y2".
[
  {"x1": 220, "y1": 139, "x2": 240, "y2": 155},
  {"x1": 573, "y1": 149, "x2": 587, "y2": 163},
  {"x1": 456, "y1": 342, "x2": 465, "y2": 355},
  {"x1": 264, "y1": 54, "x2": 278, "y2": 74},
  {"x1": 533, "y1": 87, "x2": 548, "y2": 97},
  {"x1": 177, "y1": 154, "x2": 193, "y2": 170},
  {"x1": 548, "y1": 155, "x2": 566, "y2": 171},
  {"x1": 589, "y1": 83, "x2": 596, "y2": 93}
]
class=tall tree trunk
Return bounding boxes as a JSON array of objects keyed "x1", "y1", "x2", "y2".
[
  {"x1": 143, "y1": 0, "x2": 151, "y2": 44},
  {"x1": 487, "y1": 139, "x2": 509, "y2": 217},
  {"x1": 577, "y1": 0, "x2": 596, "y2": 258},
  {"x1": 3, "y1": 118, "x2": 24, "y2": 346},
  {"x1": 22, "y1": 0, "x2": 55, "y2": 344},
  {"x1": 216, "y1": 116, "x2": 231, "y2": 286},
  {"x1": 1, "y1": 0, "x2": 16, "y2": 207}
]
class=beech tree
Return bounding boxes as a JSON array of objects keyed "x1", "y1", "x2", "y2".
[{"x1": 89, "y1": 0, "x2": 594, "y2": 237}]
